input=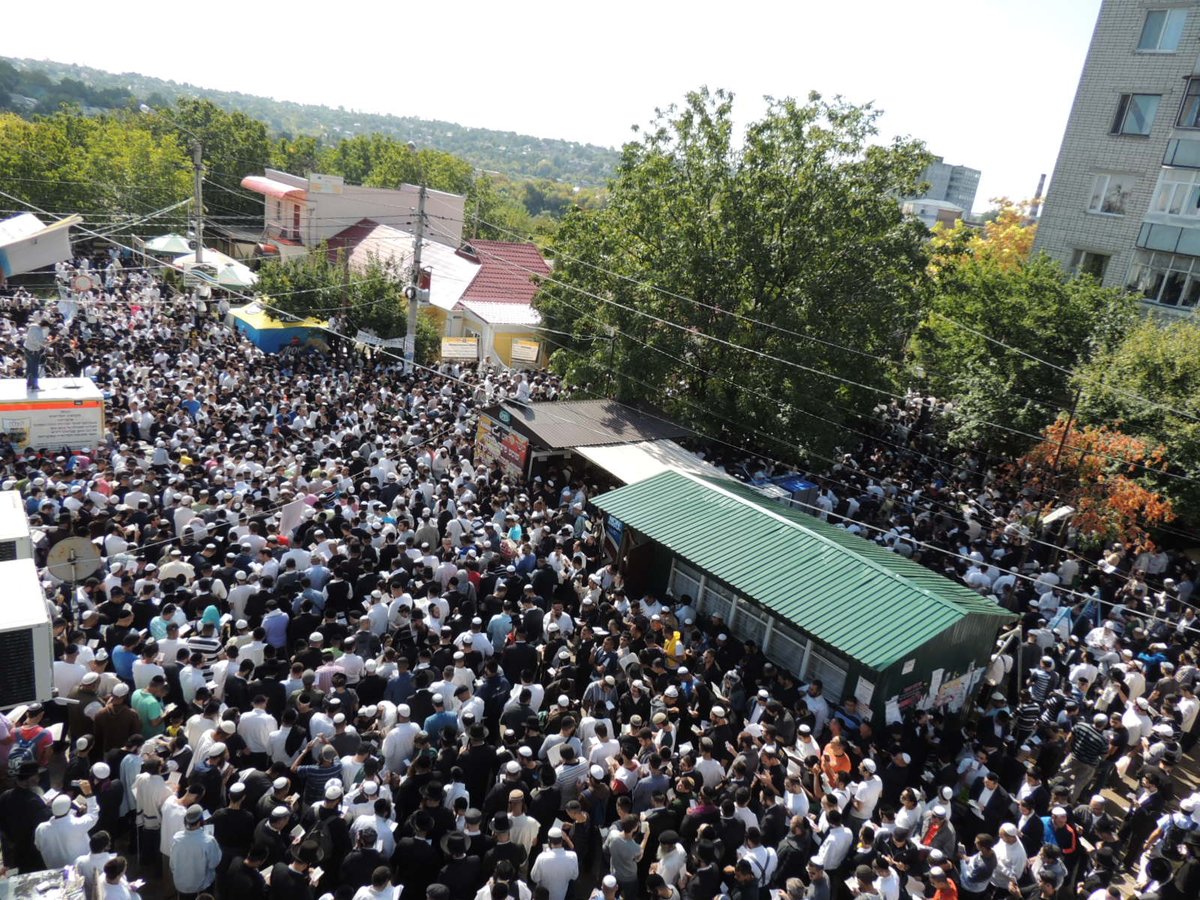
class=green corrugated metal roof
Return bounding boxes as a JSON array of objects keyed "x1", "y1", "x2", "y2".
[{"x1": 593, "y1": 470, "x2": 1013, "y2": 670}]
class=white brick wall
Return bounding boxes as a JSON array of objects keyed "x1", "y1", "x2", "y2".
[{"x1": 1034, "y1": 0, "x2": 1200, "y2": 288}]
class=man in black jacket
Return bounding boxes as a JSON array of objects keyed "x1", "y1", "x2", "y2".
[
  {"x1": 434, "y1": 832, "x2": 483, "y2": 897},
  {"x1": 392, "y1": 811, "x2": 439, "y2": 899},
  {"x1": 220, "y1": 845, "x2": 268, "y2": 900},
  {"x1": 268, "y1": 839, "x2": 320, "y2": 900},
  {"x1": 341, "y1": 827, "x2": 388, "y2": 889}
]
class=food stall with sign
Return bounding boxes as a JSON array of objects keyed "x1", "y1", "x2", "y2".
[{"x1": 472, "y1": 399, "x2": 694, "y2": 484}]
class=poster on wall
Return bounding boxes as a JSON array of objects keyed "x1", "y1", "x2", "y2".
[
  {"x1": 604, "y1": 514, "x2": 624, "y2": 554},
  {"x1": 510, "y1": 339, "x2": 541, "y2": 365},
  {"x1": 475, "y1": 414, "x2": 530, "y2": 482},
  {"x1": 897, "y1": 680, "x2": 927, "y2": 711},
  {"x1": 441, "y1": 336, "x2": 479, "y2": 360},
  {"x1": 854, "y1": 676, "x2": 875, "y2": 709},
  {"x1": 935, "y1": 673, "x2": 969, "y2": 711}
]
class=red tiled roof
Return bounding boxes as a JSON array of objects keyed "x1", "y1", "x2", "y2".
[
  {"x1": 459, "y1": 240, "x2": 550, "y2": 305},
  {"x1": 326, "y1": 218, "x2": 380, "y2": 256}
]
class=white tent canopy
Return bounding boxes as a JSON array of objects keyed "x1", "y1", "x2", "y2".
[
  {"x1": 215, "y1": 261, "x2": 257, "y2": 289},
  {"x1": 144, "y1": 233, "x2": 192, "y2": 254},
  {"x1": 573, "y1": 439, "x2": 732, "y2": 486},
  {"x1": 173, "y1": 248, "x2": 237, "y2": 269}
]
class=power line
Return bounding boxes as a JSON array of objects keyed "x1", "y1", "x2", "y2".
[
  {"x1": 432, "y1": 219, "x2": 1200, "y2": 490},
  {"x1": 930, "y1": 311, "x2": 1200, "y2": 425}
]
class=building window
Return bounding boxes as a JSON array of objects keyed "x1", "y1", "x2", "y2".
[
  {"x1": 1178, "y1": 79, "x2": 1200, "y2": 128},
  {"x1": 1111, "y1": 93, "x2": 1161, "y2": 136},
  {"x1": 1128, "y1": 250, "x2": 1200, "y2": 307},
  {"x1": 274, "y1": 199, "x2": 282, "y2": 222},
  {"x1": 1152, "y1": 168, "x2": 1200, "y2": 217},
  {"x1": 1087, "y1": 173, "x2": 1133, "y2": 215},
  {"x1": 1138, "y1": 9, "x2": 1187, "y2": 52},
  {"x1": 1070, "y1": 250, "x2": 1111, "y2": 280}
]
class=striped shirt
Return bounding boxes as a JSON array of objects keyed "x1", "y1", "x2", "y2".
[
  {"x1": 1069, "y1": 723, "x2": 1108, "y2": 766},
  {"x1": 1028, "y1": 668, "x2": 1057, "y2": 703}
]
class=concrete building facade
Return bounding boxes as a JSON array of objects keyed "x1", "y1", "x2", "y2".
[
  {"x1": 918, "y1": 157, "x2": 981, "y2": 214},
  {"x1": 1035, "y1": 1, "x2": 1200, "y2": 313},
  {"x1": 241, "y1": 169, "x2": 465, "y2": 258}
]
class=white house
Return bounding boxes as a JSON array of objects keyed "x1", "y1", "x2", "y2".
[{"x1": 241, "y1": 169, "x2": 465, "y2": 259}]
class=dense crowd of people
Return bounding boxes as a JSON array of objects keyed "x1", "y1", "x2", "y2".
[{"x1": 0, "y1": 257, "x2": 1197, "y2": 900}]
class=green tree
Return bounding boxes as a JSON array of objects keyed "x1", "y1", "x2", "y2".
[
  {"x1": 0, "y1": 110, "x2": 189, "y2": 229},
  {"x1": 910, "y1": 249, "x2": 1138, "y2": 452},
  {"x1": 257, "y1": 246, "x2": 440, "y2": 363},
  {"x1": 1075, "y1": 318, "x2": 1200, "y2": 510},
  {"x1": 537, "y1": 88, "x2": 931, "y2": 461},
  {"x1": 272, "y1": 135, "x2": 321, "y2": 177},
  {"x1": 155, "y1": 98, "x2": 272, "y2": 219},
  {"x1": 464, "y1": 172, "x2": 534, "y2": 241}
]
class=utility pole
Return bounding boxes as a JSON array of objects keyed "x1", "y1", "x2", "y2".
[
  {"x1": 191, "y1": 141, "x2": 204, "y2": 265},
  {"x1": 404, "y1": 180, "x2": 427, "y2": 374}
]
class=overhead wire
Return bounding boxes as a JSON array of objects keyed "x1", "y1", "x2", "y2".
[
  {"x1": 425, "y1": 218, "x2": 1200, "y2": 490},
  {"x1": 529, "y1": 325, "x2": 1179, "y2": 599},
  {"x1": 929, "y1": 311, "x2": 1200, "y2": 425},
  {"x1": 9, "y1": 182, "x2": 1188, "y2": 589}
]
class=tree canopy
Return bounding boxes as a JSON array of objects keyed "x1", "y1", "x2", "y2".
[
  {"x1": 256, "y1": 246, "x2": 440, "y2": 364},
  {"x1": 910, "y1": 210, "x2": 1138, "y2": 452},
  {"x1": 1074, "y1": 317, "x2": 1200, "y2": 511},
  {"x1": 537, "y1": 88, "x2": 932, "y2": 463},
  {"x1": 0, "y1": 109, "x2": 191, "y2": 230},
  {"x1": 1010, "y1": 418, "x2": 1174, "y2": 548}
]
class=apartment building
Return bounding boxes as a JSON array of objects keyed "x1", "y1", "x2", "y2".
[
  {"x1": 1035, "y1": 2, "x2": 1200, "y2": 313},
  {"x1": 916, "y1": 156, "x2": 981, "y2": 215}
]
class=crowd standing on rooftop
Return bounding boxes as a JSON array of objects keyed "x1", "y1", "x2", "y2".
[{"x1": 0, "y1": 257, "x2": 1197, "y2": 900}]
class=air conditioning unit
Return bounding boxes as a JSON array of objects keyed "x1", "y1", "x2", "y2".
[
  {"x1": 0, "y1": 490, "x2": 33, "y2": 562},
  {"x1": 0, "y1": 558, "x2": 54, "y2": 709}
]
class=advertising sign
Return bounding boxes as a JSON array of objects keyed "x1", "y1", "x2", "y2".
[
  {"x1": 510, "y1": 339, "x2": 541, "y2": 365},
  {"x1": 475, "y1": 413, "x2": 530, "y2": 481},
  {"x1": 441, "y1": 336, "x2": 479, "y2": 361},
  {"x1": 605, "y1": 513, "x2": 624, "y2": 551}
]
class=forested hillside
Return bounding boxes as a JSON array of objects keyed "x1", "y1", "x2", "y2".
[{"x1": 0, "y1": 57, "x2": 620, "y2": 187}]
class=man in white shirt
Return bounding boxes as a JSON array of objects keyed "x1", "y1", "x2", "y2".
[
  {"x1": 991, "y1": 822, "x2": 1028, "y2": 892},
  {"x1": 803, "y1": 684, "x2": 831, "y2": 737},
  {"x1": 693, "y1": 737, "x2": 726, "y2": 789},
  {"x1": 848, "y1": 759, "x2": 883, "y2": 828},
  {"x1": 814, "y1": 809, "x2": 854, "y2": 872},
  {"x1": 237, "y1": 696, "x2": 277, "y2": 766},
  {"x1": 381, "y1": 705, "x2": 420, "y2": 773},
  {"x1": 132, "y1": 646, "x2": 166, "y2": 691},
  {"x1": 529, "y1": 827, "x2": 579, "y2": 900},
  {"x1": 54, "y1": 645, "x2": 89, "y2": 697},
  {"x1": 36, "y1": 791, "x2": 100, "y2": 867}
]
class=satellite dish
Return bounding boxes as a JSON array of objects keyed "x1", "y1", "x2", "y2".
[{"x1": 45, "y1": 537, "x2": 104, "y2": 585}]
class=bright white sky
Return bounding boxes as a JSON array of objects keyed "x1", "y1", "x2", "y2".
[{"x1": 2, "y1": 0, "x2": 1101, "y2": 213}]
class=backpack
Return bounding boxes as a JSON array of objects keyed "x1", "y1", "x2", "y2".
[
  {"x1": 7, "y1": 727, "x2": 45, "y2": 776},
  {"x1": 303, "y1": 813, "x2": 335, "y2": 861}
]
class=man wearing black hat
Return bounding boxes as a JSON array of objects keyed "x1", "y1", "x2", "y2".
[
  {"x1": 269, "y1": 839, "x2": 321, "y2": 900},
  {"x1": 461, "y1": 722, "x2": 495, "y2": 804},
  {"x1": 0, "y1": 761, "x2": 53, "y2": 870},
  {"x1": 392, "y1": 811, "x2": 438, "y2": 900},
  {"x1": 435, "y1": 831, "x2": 483, "y2": 897},
  {"x1": 483, "y1": 813, "x2": 528, "y2": 873}
]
